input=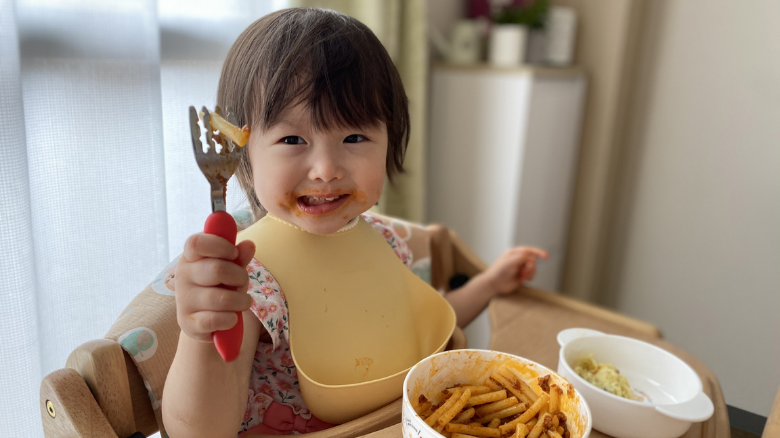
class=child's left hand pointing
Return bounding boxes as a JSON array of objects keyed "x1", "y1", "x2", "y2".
[{"x1": 484, "y1": 247, "x2": 549, "y2": 295}]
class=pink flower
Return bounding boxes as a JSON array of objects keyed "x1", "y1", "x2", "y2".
[
  {"x1": 253, "y1": 392, "x2": 269, "y2": 404},
  {"x1": 260, "y1": 285, "x2": 274, "y2": 297},
  {"x1": 280, "y1": 352, "x2": 294, "y2": 367},
  {"x1": 268, "y1": 303, "x2": 278, "y2": 313},
  {"x1": 265, "y1": 275, "x2": 274, "y2": 283},
  {"x1": 259, "y1": 384, "x2": 274, "y2": 396},
  {"x1": 278, "y1": 380, "x2": 294, "y2": 391},
  {"x1": 243, "y1": 406, "x2": 253, "y2": 423},
  {"x1": 382, "y1": 228, "x2": 393, "y2": 239},
  {"x1": 256, "y1": 307, "x2": 268, "y2": 319}
]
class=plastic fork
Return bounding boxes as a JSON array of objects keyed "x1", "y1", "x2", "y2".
[{"x1": 189, "y1": 105, "x2": 244, "y2": 362}]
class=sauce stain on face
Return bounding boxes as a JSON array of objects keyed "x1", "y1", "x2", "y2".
[
  {"x1": 352, "y1": 190, "x2": 370, "y2": 208},
  {"x1": 277, "y1": 190, "x2": 370, "y2": 218},
  {"x1": 276, "y1": 191, "x2": 301, "y2": 216}
]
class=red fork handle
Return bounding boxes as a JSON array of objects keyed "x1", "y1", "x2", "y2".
[{"x1": 204, "y1": 211, "x2": 243, "y2": 362}]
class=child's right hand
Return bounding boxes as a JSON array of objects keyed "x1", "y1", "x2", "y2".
[{"x1": 174, "y1": 233, "x2": 256, "y2": 343}]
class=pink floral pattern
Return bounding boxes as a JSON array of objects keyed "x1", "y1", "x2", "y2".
[
  {"x1": 238, "y1": 213, "x2": 413, "y2": 436},
  {"x1": 362, "y1": 214, "x2": 413, "y2": 268}
]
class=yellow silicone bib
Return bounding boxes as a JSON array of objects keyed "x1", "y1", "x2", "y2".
[{"x1": 238, "y1": 214, "x2": 455, "y2": 423}]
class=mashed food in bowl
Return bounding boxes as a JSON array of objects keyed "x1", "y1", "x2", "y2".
[{"x1": 574, "y1": 354, "x2": 642, "y2": 401}]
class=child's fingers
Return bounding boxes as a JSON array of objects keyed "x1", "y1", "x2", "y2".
[
  {"x1": 236, "y1": 240, "x2": 256, "y2": 268},
  {"x1": 520, "y1": 259, "x2": 537, "y2": 281},
  {"x1": 526, "y1": 248, "x2": 549, "y2": 259},
  {"x1": 182, "y1": 233, "x2": 239, "y2": 263},
  {"x1": 182, "y1": 258, "x2": 250, "y2": 288},
  {"x1": 188, "y1": 310, "x2": 240, "y2": 337},
  {"x1": 186, "y1": 286, "x2": 254, "y2": 313},
  {"x1": 509, "y1": 247, "x2": 548, "y2": 260}
]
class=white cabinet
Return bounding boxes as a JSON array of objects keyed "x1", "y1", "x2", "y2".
[{"x1": 427, "y1": 64, "x2": 586, "y2": 292}]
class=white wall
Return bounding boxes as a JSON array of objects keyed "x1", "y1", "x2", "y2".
[
  {"x1": 605, "y1": 0, "x2": 780, "y2": 416},
  {"x1": 426, "y1": 0, "x2": 465, "y2": 42}
]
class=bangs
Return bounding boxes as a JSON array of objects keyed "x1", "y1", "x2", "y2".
[{"x1": 250, "y1": 15, "x2": 393, "y2": 133}]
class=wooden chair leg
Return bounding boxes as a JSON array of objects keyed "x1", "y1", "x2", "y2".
[{"x1": 40, "y1": 368, "x2": 119, "y2": 438}]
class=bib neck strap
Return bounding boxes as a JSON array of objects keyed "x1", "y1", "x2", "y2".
[{"x1": 264, "y1": 213, "x2": 361, "y2": 235}]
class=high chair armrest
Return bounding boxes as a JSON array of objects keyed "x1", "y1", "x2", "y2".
[
  {"x1": 64, "y1": 339, "x2": 136, "y2": 437},
  {"x1": 40, "y1": 367, "x2": 119, "y2": 438}
]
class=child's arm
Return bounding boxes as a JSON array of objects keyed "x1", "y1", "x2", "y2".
[
  {"x1": 162, "y1": 234, "x2": 260, "y2": 438},
  {"x1": 444, "y1": 247, "x2": 548, "y2": 328}
]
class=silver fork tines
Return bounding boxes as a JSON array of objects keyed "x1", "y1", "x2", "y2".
[{"x1": 189, "y1": 105, "x2": 243, "y2": 213}]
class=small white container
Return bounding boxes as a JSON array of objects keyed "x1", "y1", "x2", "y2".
[
  {"x1": 557, "y1": 328, "x2": 714, "y2": 438},
  {"x1": 545, "y1": 6, "x2": 577, "y2": 66},
  {"x1": 402, "y1": 349, "x2": 592, "y2": 438},
  {"x1": 488, "y1": 24, "x2": 528, "y2": 66}
]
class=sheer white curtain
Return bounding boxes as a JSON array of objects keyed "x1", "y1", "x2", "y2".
[{"x1": 1, "y1": 0, "x2": 280, "y2": 435}]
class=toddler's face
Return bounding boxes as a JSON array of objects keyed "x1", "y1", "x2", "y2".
[{"x1": 247, "y1": 103, "x2": 388, "y2": 235}]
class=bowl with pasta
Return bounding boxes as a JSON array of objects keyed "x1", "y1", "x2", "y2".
[{"x1": 402, "y1": 349, "x2": 592, "y2": 438}]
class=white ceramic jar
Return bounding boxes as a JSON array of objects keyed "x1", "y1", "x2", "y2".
[{"x1": 488, "y1": 24, "x2": 528, "y2": 66}]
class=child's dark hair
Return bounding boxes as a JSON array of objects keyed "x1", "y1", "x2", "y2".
[{"x1": 217, "y1": 8, "x2": 410, "y2": 218}]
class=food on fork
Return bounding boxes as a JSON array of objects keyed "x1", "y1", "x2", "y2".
[
  {"x1": 199, "y1": 107, "x2": 251, "y2": 147},
  {"x1": 573, "y1": 354, "x2": 642, "y2": 401},
  {"x1": 413, "y1": 363, "x2": 572, "y2": 438}
]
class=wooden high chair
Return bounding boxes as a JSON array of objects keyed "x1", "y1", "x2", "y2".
[{"x1": 39, "y1": 218, "x2": 666, "y2": 438}]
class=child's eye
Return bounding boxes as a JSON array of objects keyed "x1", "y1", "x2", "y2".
[
  {"x1": 344, "y1": 134, "x2": 366, "y2": 143},
  {"x1": 281, "y1": 136, "x2": 306, "y2": 145}
]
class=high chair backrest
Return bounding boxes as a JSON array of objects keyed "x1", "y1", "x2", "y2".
[{"x1": 40, "y1": 214, "x2": 471, "y2": 438}]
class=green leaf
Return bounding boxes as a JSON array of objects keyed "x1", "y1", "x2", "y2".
[{"x1": 493, "y1": 0, "x2": 550, "y2": 29}]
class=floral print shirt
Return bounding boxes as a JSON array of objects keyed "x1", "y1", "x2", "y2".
[{"x1": 238, "y1": 213, "x2": 413, "y2": 435}]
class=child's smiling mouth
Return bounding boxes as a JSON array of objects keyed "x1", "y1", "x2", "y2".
[{"x1": 296, "y1": 193, "x2": 351, "y2": 215}]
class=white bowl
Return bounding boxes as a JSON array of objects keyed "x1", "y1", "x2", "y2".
[
  {"x1": 556, "y1": 328, "x2": 714, "y2": 438},
  {"x1": 402, "y1": 349, "x2": 592, "y2": 438}
]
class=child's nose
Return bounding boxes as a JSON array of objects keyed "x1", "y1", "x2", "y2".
[{"x1": 308, "y1": 146, "x2": 344, "y2": 182}]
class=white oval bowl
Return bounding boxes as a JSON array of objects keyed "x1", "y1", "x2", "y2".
[
  {"x1": 557, "y1": 329, "x2": 714, "y2": 438},
  {"x1": 402, "y1": 349, "x2": 592, "y2": 438}
]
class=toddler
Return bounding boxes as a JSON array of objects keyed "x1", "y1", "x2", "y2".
[{"x1": 162, "y1": 8, "x2": 547, "y2": 438}]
